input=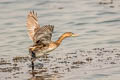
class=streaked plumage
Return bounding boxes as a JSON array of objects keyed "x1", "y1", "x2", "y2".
[
  {"x1": 27, "y1": 11, "x2": 40, "y2": 41},
  {"x1": 33, "y1": 25, "x2": 54, "y2": 45},
  {"x1": 26, "y1": 11, "x2": 78, "y2": 70}
]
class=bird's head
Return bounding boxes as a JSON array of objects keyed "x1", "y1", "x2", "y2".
[
  {"x1": 55, "y1": 32, "x2": 79, "y2": 45},
  {"x1": 63, "y1": 32, "x2": 79, "y2": 37}
]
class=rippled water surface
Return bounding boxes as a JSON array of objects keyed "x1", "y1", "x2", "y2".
[{"x1": 0, "y1": 0, "x2": 120, "y2": 80}]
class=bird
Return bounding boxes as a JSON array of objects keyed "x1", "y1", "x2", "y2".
[{"x1": 26, "y1": 11, "x2": 79, "y2": 70}]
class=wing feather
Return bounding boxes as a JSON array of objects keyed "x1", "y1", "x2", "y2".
[
  {"x1": 33, "y1": 25, "x2": 54, "y2": 45},
  {"x1": 26, "y1": 11, "x2": 40, "y2": 41}
]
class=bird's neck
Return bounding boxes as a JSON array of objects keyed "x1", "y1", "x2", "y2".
[{"x1": 55, "y1": 34, "x2": 68, "y2": 46}]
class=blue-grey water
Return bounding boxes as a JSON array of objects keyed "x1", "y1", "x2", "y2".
[{"x1": 0, "y1": 0, "x2": 120, "y2": 80}]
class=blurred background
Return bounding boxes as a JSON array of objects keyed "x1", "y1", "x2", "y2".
[{"x1": 0, "y1": 0, "x2": 120, "y2": 80}]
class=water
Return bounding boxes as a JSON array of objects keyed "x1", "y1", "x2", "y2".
[{"x1": 0, "y1": 0, "x2": 120, "y2": 80}]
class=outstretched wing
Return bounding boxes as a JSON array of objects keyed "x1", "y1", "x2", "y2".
[
  {"x1": 26, "y1": 11, "x2": 40, "y2": 41},
  {"x1": 33, "y1": 25, "x2": 54, "y2": 45}
]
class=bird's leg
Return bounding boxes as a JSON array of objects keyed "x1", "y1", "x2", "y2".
[
  {"x1": 31, "y1": 60, "x2": 34, "y2": 71},
  {"x1": 31, "y1": 51, "x2": 36, "y2": 71}
]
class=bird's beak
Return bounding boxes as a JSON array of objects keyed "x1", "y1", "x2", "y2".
[{"x1": 72, "y1": 34, "x2": 79, "y2": 37}]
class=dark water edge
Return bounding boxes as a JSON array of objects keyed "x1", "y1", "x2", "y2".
[{"x1": 1, "y1": 48, "x2": 120, "y2": 80}]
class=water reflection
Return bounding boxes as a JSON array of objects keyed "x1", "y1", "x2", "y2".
[
  {"x1": 1, "y1": 48, "x2": 120, "y2": 80},
  {"x1": 29, "y1": 70, "x2": 56, "y2": 80}
]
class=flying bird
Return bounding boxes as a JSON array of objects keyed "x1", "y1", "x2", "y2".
[{"x1": 26, "y1": 11, "x2": 78, "y2": 70}]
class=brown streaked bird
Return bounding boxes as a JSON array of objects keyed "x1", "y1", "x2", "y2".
[{"x1": 26, "y1": 11, "x2": 79, "y2": 70}]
